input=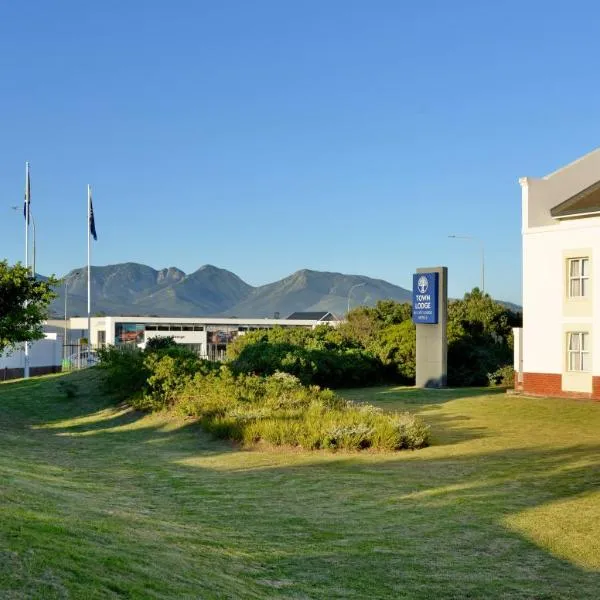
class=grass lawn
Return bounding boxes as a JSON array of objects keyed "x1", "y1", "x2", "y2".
[{"x1": 1, "y1": 372, "x2": 600, "y2": 599}]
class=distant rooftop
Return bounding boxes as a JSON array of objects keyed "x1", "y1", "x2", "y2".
[{"x1": 287, "y1": 311, "x2": 338, "y2": 321}]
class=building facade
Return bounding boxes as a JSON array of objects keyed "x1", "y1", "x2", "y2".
[
  {"x1": 518, "y1": 148, "x2": 600, "y2": 399},
  {"x1": 69, "y1": 315, "x2": 337, "y2": 361}
]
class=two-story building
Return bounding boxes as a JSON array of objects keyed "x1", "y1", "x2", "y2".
[{"x1": 518, "y1": 148, "x2": 600, "y2": 399}]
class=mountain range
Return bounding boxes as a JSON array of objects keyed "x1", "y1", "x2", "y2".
[{"x1": 50, "y1": 263, "x2": 414, "y2": 318}]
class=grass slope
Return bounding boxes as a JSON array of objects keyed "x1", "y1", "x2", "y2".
[{"x1": 1, "y1": 373, "x2": 599, "y2": 598}]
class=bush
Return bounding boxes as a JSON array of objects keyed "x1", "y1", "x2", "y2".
[
  {"x1": 228, "y1": 329, "x2": 388, "y2": 388},
  {"x1": 97, "y1": 345, "x2": 148, "y2": 401},
  {"x1": 175, "y1": 368, "x2": 429, "y2": 451},
  {"x1": 98, "y1": 343, "x2": 216, "y2": 407},
  {"x1": 145, "y1": 336, "x2": 178, "y2": 352},
  {"x1": 99, "y1": 346, "x2": 430, "y2": 452},
  {"x1": 487, "y1": 365, "x2": 515, "y2": 387},
  {"x1": 141, "y1": 346, "x2": 215, "y2": 410}
]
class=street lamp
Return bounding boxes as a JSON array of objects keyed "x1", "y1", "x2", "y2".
[
  {"x1": 347, "y1": 282, "x2": 367, "y2": 314},
  {"x1": 448, "y1": 234, "x2": 485, "y2": 293},
  {"x1": 11, "y1": 206, "x2": 36, "y2": 278},
  {"x1": 64, "y1": 280, "x2": 69, "y2": 351}
]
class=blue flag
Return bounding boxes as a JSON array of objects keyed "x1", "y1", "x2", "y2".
[{"x1": 89, "y1": 193, "x2": 97, "y2": 241}]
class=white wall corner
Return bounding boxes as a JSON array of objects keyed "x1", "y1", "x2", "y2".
[{"x1": 519, "y1": 177, "x2": 530, "y2": 231}]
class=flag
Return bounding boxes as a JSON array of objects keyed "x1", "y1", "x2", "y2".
[
  {"x1": 89, "y1": 191, "x2": 97, "y2": 241},
  {"x1": 23, "y1": 163, "x2": 30, "y2": 224}
]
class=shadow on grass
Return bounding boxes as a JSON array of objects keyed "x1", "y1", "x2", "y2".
[
  {"x1": 2, "y1": 372, "x2": 600, "y2": 598},
  {"x1": 342, "y1": 385, "x2": 506, "y2": 407}
]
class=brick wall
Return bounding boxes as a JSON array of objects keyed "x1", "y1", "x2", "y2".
[
  {"x1": 522, "y1": 372, "x2": 600, "y2": 400},
  {"x1": 522, "y1": 373, "x2": 562, "y2": 396}
]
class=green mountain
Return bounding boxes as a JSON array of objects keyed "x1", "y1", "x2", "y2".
[
  {"x1": 49, "y1": 263, "x2": 412, "y2": 318},
  {"x1": 225, "y1": 269, "x2": 412, "y2": 317}
]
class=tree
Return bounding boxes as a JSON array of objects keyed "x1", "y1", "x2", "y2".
[
  {"x1": 446, "y1": 289, "x2": 521, "y2": 386},
  {"x1": 0, "y1": 261, "x2": 58, "y2": 354}
]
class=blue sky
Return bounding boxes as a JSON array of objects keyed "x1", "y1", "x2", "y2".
[{"x1": 1, "y1": 0, "x2": 599, "y2": 303}]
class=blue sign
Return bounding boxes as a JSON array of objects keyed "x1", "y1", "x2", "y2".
[{"x1": 412, "y1": 272, "x2": 439, "y2": 324}]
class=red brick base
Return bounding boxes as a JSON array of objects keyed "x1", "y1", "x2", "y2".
[{"x1": 521, "y1": 372, "x2": 600, "y2": 401}]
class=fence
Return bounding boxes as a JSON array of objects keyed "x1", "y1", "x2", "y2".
[{"x1": 62, "y1": 344, "x2": 102, "y2": 371}]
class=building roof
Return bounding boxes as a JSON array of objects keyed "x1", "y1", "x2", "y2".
[
  {"x1": 286, "y1": 311, "x2": 337, "y2": 321},
  {"x1": 551, "y1": 179, "x2": 600, "y2": 219}
]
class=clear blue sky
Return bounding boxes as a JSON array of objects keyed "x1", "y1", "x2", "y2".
[{"x1": 1, "y1": 0, "x2": 599, "y2": 303}]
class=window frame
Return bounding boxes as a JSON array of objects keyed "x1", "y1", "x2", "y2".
[
  {"x1": 567, "y1": 331, "x2": 591, "y2": 372},
  {"x1": 567, "y1": 257, "x2": 590, "y2": 298}
]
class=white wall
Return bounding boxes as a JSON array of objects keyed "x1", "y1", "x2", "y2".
[
  {"x1": 522, "y1": 217, "x2": 600, "y2": 375},
  {"x1": 0, "y1": 336, "x2": 63, "y2": 369}
]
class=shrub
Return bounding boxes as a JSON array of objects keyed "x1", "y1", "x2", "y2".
[
  {"x1": 174, "y1": 368, "x2": 429, "y2": 451},
  {"x1": 98, "y1": 343, "x2": 216, "y2": 408},
  {"x1": 97, "y1": 345, "x2": 148, "y2": 401},
  {"x1": 141, "y1": 346, "x2": 213, "y2": 410},
  {"x1": 145, "y1": 336, "x2": 178, "y2": 352},
  {"x1": 100, "y1": 345, "x2": 430, "y2": 452},
  {"x1": 487, "y1": 365, "x2": 515, "y2": 387},
  {"x1": 228, "y1": 331, "x2": 388, "y2": 388}
]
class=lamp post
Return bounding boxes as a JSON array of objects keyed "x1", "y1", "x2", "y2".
[
  {"x1": 347, "y1": 282, "x2": 367, "y2": 314},
  {"x1": 448, "y1": 234, "x2": 485, "y2": 293},
  {"x1": 64, "y1": 280, "x2": 68, "y2": 353},
  {"x1": 11, "y1": 206, "x2": 36, "y2": 278}
]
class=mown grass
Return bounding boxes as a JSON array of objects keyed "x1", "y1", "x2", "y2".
[{"x1": 1, "y1": 372, "x2": 599, "y2": 598}]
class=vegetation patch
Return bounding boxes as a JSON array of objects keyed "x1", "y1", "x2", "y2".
[
  {"x1": 227, "y1": 291, "x2": 521, "y2": 388},
  {"x1": 174, "y1": 369, "x2": 429, "y2": 450},
  {"x1": 99, "y1": 343, "x2": 429, "y2": 451}
]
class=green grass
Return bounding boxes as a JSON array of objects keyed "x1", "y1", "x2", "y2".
[{"x1": 1, "y1": 373, "x2": 600, "y2": 599}]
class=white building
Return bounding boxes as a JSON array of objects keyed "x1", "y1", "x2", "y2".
[
  {"x1": 518, "y1": 147, "x2": 600, "y2": 398},
  {"x1": 0, "y1": 334, "x2": 63, "y2": 381},
  {"x1": 67, "y1": 313, "x2": 338, "y2": 361}
]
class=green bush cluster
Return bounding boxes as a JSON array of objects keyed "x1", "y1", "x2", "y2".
[
  {"x1": 97, "y1": 344, "x2": 149, "y2": 401},
  {"x1": 227, "y1": 291, "x2": 520, "y2": 388},
  {"x1": 98, "y1": 346, "x2": 429, "y2": 451},
  {"x1": 228, "y1": 335, "x2": 387, "y2": 388},
  {"x1": 98, "y1": 339, "x2": 218, "y2": 407},
  {"x1": 175, "y1": 369, "x2": 429, "y2": 451}
]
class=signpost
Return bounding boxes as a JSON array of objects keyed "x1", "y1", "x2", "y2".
[{"x1": 413, "y1": 267, "x2": 448, "y2": 388}]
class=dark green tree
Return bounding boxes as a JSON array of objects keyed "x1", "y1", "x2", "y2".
[{"x1": 0, "y1": 261, "x2": 58, "y2": 353}]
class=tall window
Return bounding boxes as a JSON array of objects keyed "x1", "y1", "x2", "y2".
[
  {"x1": 568, "y1": 258, "x2": 590, "y2": 297},
  {"x1": 567, "y1": 332, "x2": 591, "y2": 372}
]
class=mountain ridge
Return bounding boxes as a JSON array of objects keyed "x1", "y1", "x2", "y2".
[{"x1": 48, "y1": 262, "x2": 519, "y2": 318}]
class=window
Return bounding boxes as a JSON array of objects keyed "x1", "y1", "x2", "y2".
[
  {"x1": 568, "y1": 258, "x2": 590, "y2": 297},
  {"x1": 114, "y1": 323, "x2": 145, "y2": 345},
  {"x1": 567, "y1": 332, "x2": 591, "y2": 372}
]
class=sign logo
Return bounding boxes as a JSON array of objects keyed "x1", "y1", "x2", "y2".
[
  {"x1": 412, "y1": 272, "x2": 439, "y2": 324},
  {"x1": 417, "y1": 276, "x2": 429, "y2": 294}
]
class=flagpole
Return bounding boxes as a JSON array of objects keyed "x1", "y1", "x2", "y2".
[
  {"x1": 24, "y1": 162, "x2": 30, "y2": 379},
  {"x1": 87, "y1": 184, "x2": 91, "y2": 348}
]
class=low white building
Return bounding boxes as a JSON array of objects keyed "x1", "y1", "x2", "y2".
[
  {"x1": 0, "y1": 334, "x2": 63, "y2": 381},
  {"x1": 518, "y1": 147, "x2": 600, "y2": 398},
  {"x1": 68, "y1": 313, "x2": 338, "y2": 361}
]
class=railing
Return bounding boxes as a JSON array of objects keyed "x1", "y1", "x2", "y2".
[{"x1": 61, "y1": 343, "x2": 103, "y2": 371}]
